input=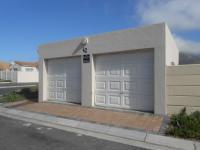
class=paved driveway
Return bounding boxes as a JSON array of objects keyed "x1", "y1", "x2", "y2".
[
  {"x1": 16, "y1": 102, "x2": 163, "y2": 132},
  {"x1": 0, "y1": 116, "x2": 146, "y2": 150}
]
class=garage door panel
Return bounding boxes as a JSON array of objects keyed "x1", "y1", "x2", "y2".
[
  {"x1": 108, "y1": 94, "x2": 122, "y2": 106},
  {"x1": 95, "y1": 94, "x2": 106, "y2": 105},
  {"x1": 56, "y1": 80, "x2": 66, "y2": 88},
  {"x1": 56, "y1": 91, "x2": 66, "y2": 100},
  {"x1": 135, "y1": 95, "x2": 154, "y2": 111},
  {"x1": 95, "y1": 66, "x2": 107, "y2": 76},
  {"x1": 68, "y1": 90, "x2": 80, "y2": 102},
  {"x1": 67, "y1": 69, "x2": 81, "y2": 77},
  {"x1": 137, "y1": 64, "x2": 154, "y2": 77},
  {"x1": 109, "y1": 81, "x2": 121, "y2": 91},
  {"x1": 47, "y1": 57, "x2": 81, "y2": 103},
  {"x1": 67, "y1": 80, "x2": 81, "y2": 90},
  {"x1": 48, "y1": 80, "x2": 55, "y2": 88},
  {"x1": 48, "y1": 91, "x2": 56, "y2": 99},
  {"x1": 136, "y1": 79, "x2": 154, "y2": 95},
  {"x1": 108, "y1": 65, "x2": 121, "y2": 76},
  {"x1": 122, "y1": 54, "x2": 138, "y2": 64},
  {"x1": 96, "y1": 54, "x2": 121, "y2": 63},
  {"x1": 123, "y1": 95, "x2": 137, "y2": 108},
  {"x1": 95, "y1": 51, "x2": 154, "y2": 112},
  {"x1": 123, "y1": 65, "x2": 137, "y2": 77},
  {"x1": 95, "y1": 70, "x2": 106, "y2": 76},
  {"x1": 123, "y1": 81, "x2": 136, "y2": 93},
  {"x1": 96, "y1": 81, "x2": 106, "y2": 90}
]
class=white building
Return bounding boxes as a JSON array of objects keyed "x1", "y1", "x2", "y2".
[
  {"x1": 0, "y1": 61, "x2": 39, "y2": 83},
  {"x1": 38, "y1": 23, "x2": 179, "y2": 115},
  {"x1": 10, "y1": 61, "x2": 38, "y2": 72}
]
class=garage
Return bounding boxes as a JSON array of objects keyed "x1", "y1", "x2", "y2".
[
  {"x1": 95, "y1": 50, "x2": 154, "y2": 112},
  {"x1": 47, "y1": 57, "x2": 81, "y2": 104},
  {"x1": 39, "y1": 23, "x2": 180, "y2": 115}
]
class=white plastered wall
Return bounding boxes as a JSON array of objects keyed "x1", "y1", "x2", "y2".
[
  {"x1": 39, "y1": 57, "x2": 48, "y2": 102},
  {"x1": 38, "y1": 23, "x2": 179, "y2": 115}
]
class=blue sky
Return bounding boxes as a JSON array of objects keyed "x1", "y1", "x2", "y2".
[{"x1": 0, "y1": 0, "x2": 200, "y2": 62}]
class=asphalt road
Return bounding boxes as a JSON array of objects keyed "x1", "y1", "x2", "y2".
[
  {"x1": 0, "y1": 116, "x2": 147, "y2": 150},
  {"x1": 0, "y1": 82, "x2": 38, "y2": 95}
]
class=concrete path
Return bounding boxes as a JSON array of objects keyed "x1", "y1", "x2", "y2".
[{"x1": 0, "y1": 107, "x2": 199, "y2": 150}]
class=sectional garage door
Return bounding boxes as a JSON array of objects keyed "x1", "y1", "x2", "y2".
[
  {"x1": 47, "y1": 57, "x2": 81, "y2": 103},
  {"x1": 95, "y1": 50, "x2": 154, "y2": 112}
]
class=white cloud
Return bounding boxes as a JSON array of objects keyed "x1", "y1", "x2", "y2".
[
  {"x1": 136, "y1": 0, "x2": 200, "y2": 30},
  {"x1": 175, "y1": 35, "x2": 200, "y2": 54},
  {"x1": 133, "y1": 0, "x2": 200, "y2": 54}
]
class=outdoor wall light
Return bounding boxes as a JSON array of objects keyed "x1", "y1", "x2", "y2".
[{"x1": 82, "y1": 37, "x2": 89, "y2": 45}]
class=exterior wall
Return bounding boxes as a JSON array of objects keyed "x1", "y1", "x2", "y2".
[
  {"x1": 0, "y1": 71, "x2": 17, "y2": 82},
  {"x1": 81, "y1": 54, "x2": 95, "y2": 106},
  {"x1": 165, "y1": 25, "x2": 179, "y2": 66},
  {"x1": 39, "y1": 57, "x2": 48, "y2": 102},
  {"x1": 21, "y1": 66, "x2": 38, "y2": 72},
  {"x1": 11, "y1": 63, "x2": 38, "y2": 72},
  {"x1": 38, "y1": 23, "x2": 179, "y2": 115},
  {"x1": 17, "y1": 71, "x2": 38, "y2": 83},
  {"x1": 0, "y1": 70, "x2": 38, "y2": 83},
  {"x1": 10, "y1": 64, "x2": 21, "y2": 71},
  {"x1": 167, "y1": 65, "x2": 200, "y2": 115}
]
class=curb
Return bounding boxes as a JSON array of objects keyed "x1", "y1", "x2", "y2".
[{"x1": 0, "y1": 107, "x2": 199, "y2": 150}]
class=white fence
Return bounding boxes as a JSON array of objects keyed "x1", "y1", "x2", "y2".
[{"x1": 0, "y1": 71, "x2": 38, "y2": 83}]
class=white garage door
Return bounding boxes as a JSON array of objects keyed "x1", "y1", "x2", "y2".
[
  {"x1": 95, "y1": 50, "x2": 154, "y2": 112},
  {"x1": 47, "y1": 57, "x2": 81, "y2": 103}
]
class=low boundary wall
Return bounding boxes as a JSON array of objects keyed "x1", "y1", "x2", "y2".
[
  {"x1": 167, "y1": 65, "x2": 200, "y2": 114},
  {"x1": 0, "y1": 71, "x2": 38, "y2": 83}
]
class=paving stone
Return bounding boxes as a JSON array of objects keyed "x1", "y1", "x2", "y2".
[{"x1": 13, "y1": 102, "x2": 163, "y2": 132}]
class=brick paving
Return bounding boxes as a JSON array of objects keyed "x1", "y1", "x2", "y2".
[{"x1": 15, "y1": 102, "x2": 163, "y2": 132}]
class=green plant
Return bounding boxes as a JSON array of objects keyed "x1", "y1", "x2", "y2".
[
  {"x1": 0, "y1": 79, "x2": 11, "y2": 82},
  {"x1": 3, "y1": 91, "x2": 25, "y2": 102},
  {"x1": 19, "y1": 86, "x2": 38, "y2": 99},
  {"x1": 0, "y1": 86, "x2": 38, "y2": 103},
  {"x1": 166, "y1": 108, "x2": 200, "y2": 140}
]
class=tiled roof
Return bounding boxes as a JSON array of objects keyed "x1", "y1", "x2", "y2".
[
  {"x1": 14, "y1": 61, "x2": 38, "y2": 68},
  {"x1": 0, "y1": 61, "x2": 10, "y2": 70}
]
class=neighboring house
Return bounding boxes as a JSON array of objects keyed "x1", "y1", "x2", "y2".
[
  {"x1": 10, "y1": 61, "x2": 38, "y2": 72},
  {"x1": 38, "y1": 23, "x2": 179, "y2": 115},
  {"x1": 0, "y1": 61, "x2": 10, "y2": 71},
  {"x1": 0, "y1": 61, "x2": 39, "y2": 83}
]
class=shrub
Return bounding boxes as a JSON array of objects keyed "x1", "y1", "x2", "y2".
[
  {"x1": 0, "y1": 79, "x2": 11, "y2": 82},
  {"x1": 0, "y1": 86, "x2": 38, "y2": 103},
  {"x1": 166, "y1": 108, "x2": 200, "y2": 140},
  {"x1": 19, "y1": 87, "x2": 38, "y2": 99},
  {"x1": 3, "y1": 91, "x2": 25, "y2": 102}
]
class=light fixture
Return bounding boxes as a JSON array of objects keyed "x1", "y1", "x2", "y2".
[{"x1": 82, "y1": 37, "x2": 89, "y2": 45}]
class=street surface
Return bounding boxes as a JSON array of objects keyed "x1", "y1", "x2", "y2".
[{"x1": 0, "y1": 116, "x2": 147, "y2": 150}]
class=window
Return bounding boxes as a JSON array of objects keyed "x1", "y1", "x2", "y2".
[{"x1": 25, "y1": 68, "x2": 34, "y2": 72}]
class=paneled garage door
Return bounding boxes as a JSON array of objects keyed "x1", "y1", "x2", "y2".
[
  {"x1": 95, "y1": 50, "x2": 154, "y2": 112},
  {"x1": 47, "y1": 57, "x2": 81, "y2": 103}
]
